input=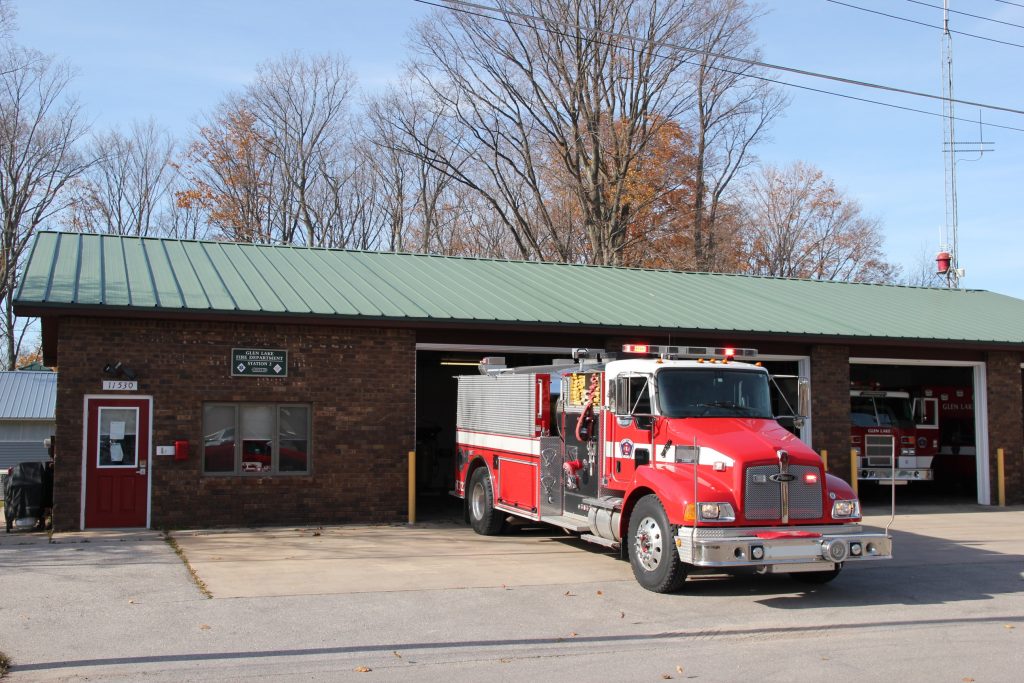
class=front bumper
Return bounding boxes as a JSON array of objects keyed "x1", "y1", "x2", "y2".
[
  {"x1": 675, "y1": 524, "x2": 892, "y2": 570},
  {"x1": 859, "y1": 467, "x2": 933, "y2": 482}
]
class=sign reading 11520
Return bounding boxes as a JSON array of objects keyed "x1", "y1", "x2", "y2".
[{"x1": 232, "y1": 348, "x2": 288, "y2": 377}]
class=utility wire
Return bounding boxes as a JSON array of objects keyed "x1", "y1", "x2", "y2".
[
  {"x1": 991, "y1": 0, "x2": 1024, "y2": 10},
  {"x1": 906, "y1": 0, "x2": 1024, "y2": 30},
  {"x1": 417, "y1": 0, "x2": 1024, "y2": 118},
  {"x1": 826, "y1": 0, "x2": 1024, "y2": 49}
]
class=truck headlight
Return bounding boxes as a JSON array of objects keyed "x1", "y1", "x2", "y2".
[
  {"x1": 698, "y1": 502, "x2": 735, "y2": 522},
  {"x1": 900, "y1": 447, "x2": 915, "y2": 456},
  {"x1": 832, "y1": 499, "x2": 860, "y2": 519}
]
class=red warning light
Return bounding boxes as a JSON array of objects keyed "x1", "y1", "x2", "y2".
[
  {"x1": 804, "y1": 472, "x2": 819, "y2": 485},
  {"x1": 623, "y1": 344, "x2": 649, "y2": 354},
  {"x1": 724, "y1": 348, "x2": 736, "y2": 357}
]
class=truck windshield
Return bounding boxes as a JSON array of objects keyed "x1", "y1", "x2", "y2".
[
  {"x1": 657, "y1": 368, "x2": 773, "y2": 418},
  {"x1": 851, "y1": 396, "x2": 914, "y2": 428}
]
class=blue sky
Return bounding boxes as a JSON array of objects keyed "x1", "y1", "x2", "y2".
[{"x1": 12, "y1": 0, "x2": 1024, "y2": 298}]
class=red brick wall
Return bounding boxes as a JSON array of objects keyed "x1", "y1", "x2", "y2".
[
  {"x1": 986, "y1": 351, "x2": 1023, "y2": 505},
  {"x1": 811, "y1": 344, "x2": 851, "y2": 481},
  {"x1": 53, "y1": 317, "x2": 415, "y2": 530}
]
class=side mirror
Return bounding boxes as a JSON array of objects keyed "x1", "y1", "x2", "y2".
[
  {"x1": 613, "y1": 376, "x2": 629, "y2": 417},
  {"x1": 796, "y1": 377, "x2": 810, "y2": 422}
]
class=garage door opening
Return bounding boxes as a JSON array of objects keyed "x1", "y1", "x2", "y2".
[
  {"x1": 415, "y1": 346, "x2": 576, "y2": 521},
  {"x1": 850, "y1": 361, "x2": 981, "y2": 505}
]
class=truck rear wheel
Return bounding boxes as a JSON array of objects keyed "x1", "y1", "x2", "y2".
[
  {"x1": 628, "y1": 494, "x2": 688, "y2": 593},
  {"x1": 467, "y1": 467, "x2": 505, "y2": 535}
]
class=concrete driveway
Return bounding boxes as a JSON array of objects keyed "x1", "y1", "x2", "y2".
[
  {"x1": 2, "y1": 505, "x2": 1023, "y2": 681},
  {"x1": 170, "y1": 523, "x2": 628, "y2": 598},
  {"x1": 166, "y1": 505, "x2": 1024, "y2": 599}
]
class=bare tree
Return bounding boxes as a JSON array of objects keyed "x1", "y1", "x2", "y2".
[
  {"x1": 741, "y1": 162, "x2": 900, "y2": 283},
  {"x1": 68, "y1": 119, "x2": 175, "y2": 235},
  {"x1": 0, "y1": 46, "x2": 90, "y2": 368},
  {"x1": 902, "y1": 243, "x2": 945, "y2": 288},
  {"x1": 245, "y1": 52, "x2": 356, "y2": 246},
  {"x1": 366, "y1": 84, "x2": 477, "y2": 254},
  {"x1": 686, "y1": 0, "x2": 787, "y2": 272},
  {"x1": 402, "y1": 0, "x2": 708, "y2": 265}
]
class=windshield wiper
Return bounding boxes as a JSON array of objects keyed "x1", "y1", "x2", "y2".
[{"x1": 693, "y1": 401, "x2": 763, "y2": 417}]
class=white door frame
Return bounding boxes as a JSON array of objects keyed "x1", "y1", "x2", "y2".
[
  {"x1": 850, "y1": 358, "x2": 989, "y2": 505},
  {"x1": 757, "y1": 354, "x2": 813, "y2": 446},
  {"x1": 80, "y1": 394, "x2": 154, "y2": 530}
]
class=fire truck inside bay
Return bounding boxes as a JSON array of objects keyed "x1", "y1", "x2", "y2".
[
  {"x1": 851, "y1": 389, "x2": 936, "y2": 484},
  {"x1": 453, "y1": 345, "x2": 893, "y2": 593}
]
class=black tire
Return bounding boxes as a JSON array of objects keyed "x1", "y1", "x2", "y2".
[
  {"x1": 627, "y1": 494, "x2": 688, "y2": 593},
  {"x1": 789, "y1": 564, "x2": 843, "y2": 584},
  {"x1": 467, "y1": 468, "x2": 505, "y2": 535}
]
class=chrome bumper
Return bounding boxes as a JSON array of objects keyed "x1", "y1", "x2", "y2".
[
  {"x1": 675, "y1": 525, "x2": 892, "y2": 569},
  {"x1": 859, "y1": 467, "x2": 933, "y2": 481}
]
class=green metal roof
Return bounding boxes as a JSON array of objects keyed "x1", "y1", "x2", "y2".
[{"x1": 13, "y1": 231, "x2": 1024, "y2": 345}]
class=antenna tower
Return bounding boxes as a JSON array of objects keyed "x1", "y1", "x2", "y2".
[
  {"x1": 938, "y1": 0, "x2": 993, "y2": 288},
  {"x1": 939, "y1": 0, "x2": 959, "y2": 287}
]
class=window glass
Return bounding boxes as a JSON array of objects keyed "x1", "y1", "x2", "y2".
[
  {"x1": 203, "y1": 405, "x2": 236, "y2": 473},
  {"x1": 279, "y1": 406, "x2": 309, "y2": 472},
  {"x1": 241, "y1": 405, "x2": 274, "y2": 473},
  {"x1": 202, "y1": 403, "x2": 310, "y2": 475},
  {"x1": 98, "y1": 408, "x2": 138, "y2": 467},
  {"x1": 657, "y1": 369, "x2": 772, "y2": 418}
]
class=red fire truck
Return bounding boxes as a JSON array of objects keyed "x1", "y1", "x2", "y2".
[
  {"x1": 850, "y1": 389, "x2": 936, "y2": 484},
  {"x1": 453, "y1": 346, "x2": 892, "y2": 593}
]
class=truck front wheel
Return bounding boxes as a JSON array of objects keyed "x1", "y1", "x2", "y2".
[
  {"x1": 467, "y1": 467, "x2": 505, "y2": 535},
  {"x1": 628, "y1": 494, "x2": 688, "y2": 593}
]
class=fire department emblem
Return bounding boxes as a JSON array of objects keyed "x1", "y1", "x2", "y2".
[{"x1": 620, "y1": 439, "x2": 634, "y2": 458}]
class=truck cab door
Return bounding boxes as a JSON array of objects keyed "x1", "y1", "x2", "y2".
[{"x1": 606, "y1": 374, "x2": 654, "y2": 487}]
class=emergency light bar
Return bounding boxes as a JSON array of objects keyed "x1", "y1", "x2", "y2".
[{"x1": 621, "y1": 344, "x2": 758, "y2": 359}]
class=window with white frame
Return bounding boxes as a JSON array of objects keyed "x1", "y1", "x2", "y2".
[{"x1": 203, "y1": 403, "x2": 310, "y2": 475}]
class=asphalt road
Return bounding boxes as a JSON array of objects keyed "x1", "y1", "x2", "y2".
[{"x1": 1, "y1": 506, "x2": 1023, "y2": 682}]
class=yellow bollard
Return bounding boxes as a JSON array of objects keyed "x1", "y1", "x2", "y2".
[
  {"x1": 408, "y1": 450, "x2": 417, "y2": 524},
  {"x1": 997, "y1": 448, "x2": 1006, "y2": 507},
  {"x1": 850, "y1": 448, "x2": 858, "y2": 497},
  {"x1": 820, "y1": 449, "x2": 828, "y2": 473}
]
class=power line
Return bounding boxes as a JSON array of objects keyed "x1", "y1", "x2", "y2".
[
  {"x1": 991, "y1": 0, "x2": 1024, "y2": 10},
  {"x1": 416, "y1": 0, "x2": 1024, "y2": 119},
  {"x1": 826, "y1": 0, "x2": 1024, "y2": 49},
  {"x1": 906, "y1": 0, "x2": 1024, "y2": 30}
]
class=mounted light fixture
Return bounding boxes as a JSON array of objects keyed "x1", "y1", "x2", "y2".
[{"x1": 103, "y1": 361, "x2": 137, "y2": 381}]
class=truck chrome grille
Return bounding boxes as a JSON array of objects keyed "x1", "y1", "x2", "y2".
[
  {"x1": 744, "y1": 464, "x2": 823, "y2": 521},
  {"x1": 864, "y1": 434, "x2": 895, "y2": 467}
]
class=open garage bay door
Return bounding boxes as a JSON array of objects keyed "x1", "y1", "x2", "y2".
[
  {"x1": 850, "y1": 358, "x2": 988, "y2": 505},
  {"x1": 415, "y1": 344, "x2": 577, "y2": 520}
]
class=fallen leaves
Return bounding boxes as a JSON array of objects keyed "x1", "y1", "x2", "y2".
[
  {"x1": 354, "y1": 665, "x2": 372, "y2": 673},
  {"x1": 199, "y1": 624, "x2": 211, "y2": 631}
]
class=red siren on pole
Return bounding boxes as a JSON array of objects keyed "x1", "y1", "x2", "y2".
[{"x1": 935, "y1": 251, "x2": 951, "y2": 275}]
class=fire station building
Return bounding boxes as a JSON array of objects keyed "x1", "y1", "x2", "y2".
[{"x1": 13, "y1": 231, "x2": 1024, "y2": 531}]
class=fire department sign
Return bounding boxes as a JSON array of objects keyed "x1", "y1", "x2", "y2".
[{"x1": 231, "y1": 348, "x2": 288, "y2": 377}]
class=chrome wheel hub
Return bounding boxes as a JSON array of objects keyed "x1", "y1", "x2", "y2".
[
  {"x1": 634, "y1": 516, "x2": 663, "y2": 571},
  {"x1": 471, "y1": 481, "x2": 486, "y2": 520}
]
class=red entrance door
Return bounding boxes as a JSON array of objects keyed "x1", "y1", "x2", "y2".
[{"x1": 84, "y1": 397, "x2": 151, "y2": 528}]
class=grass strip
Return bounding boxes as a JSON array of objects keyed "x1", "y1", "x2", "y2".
[{"x1": 162, "y1": 531, "x2": 213, "y2": 599}]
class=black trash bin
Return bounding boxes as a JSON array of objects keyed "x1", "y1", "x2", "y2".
[{"x1": 4, "y1": 461, "x2": 53, "y2": 532}]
